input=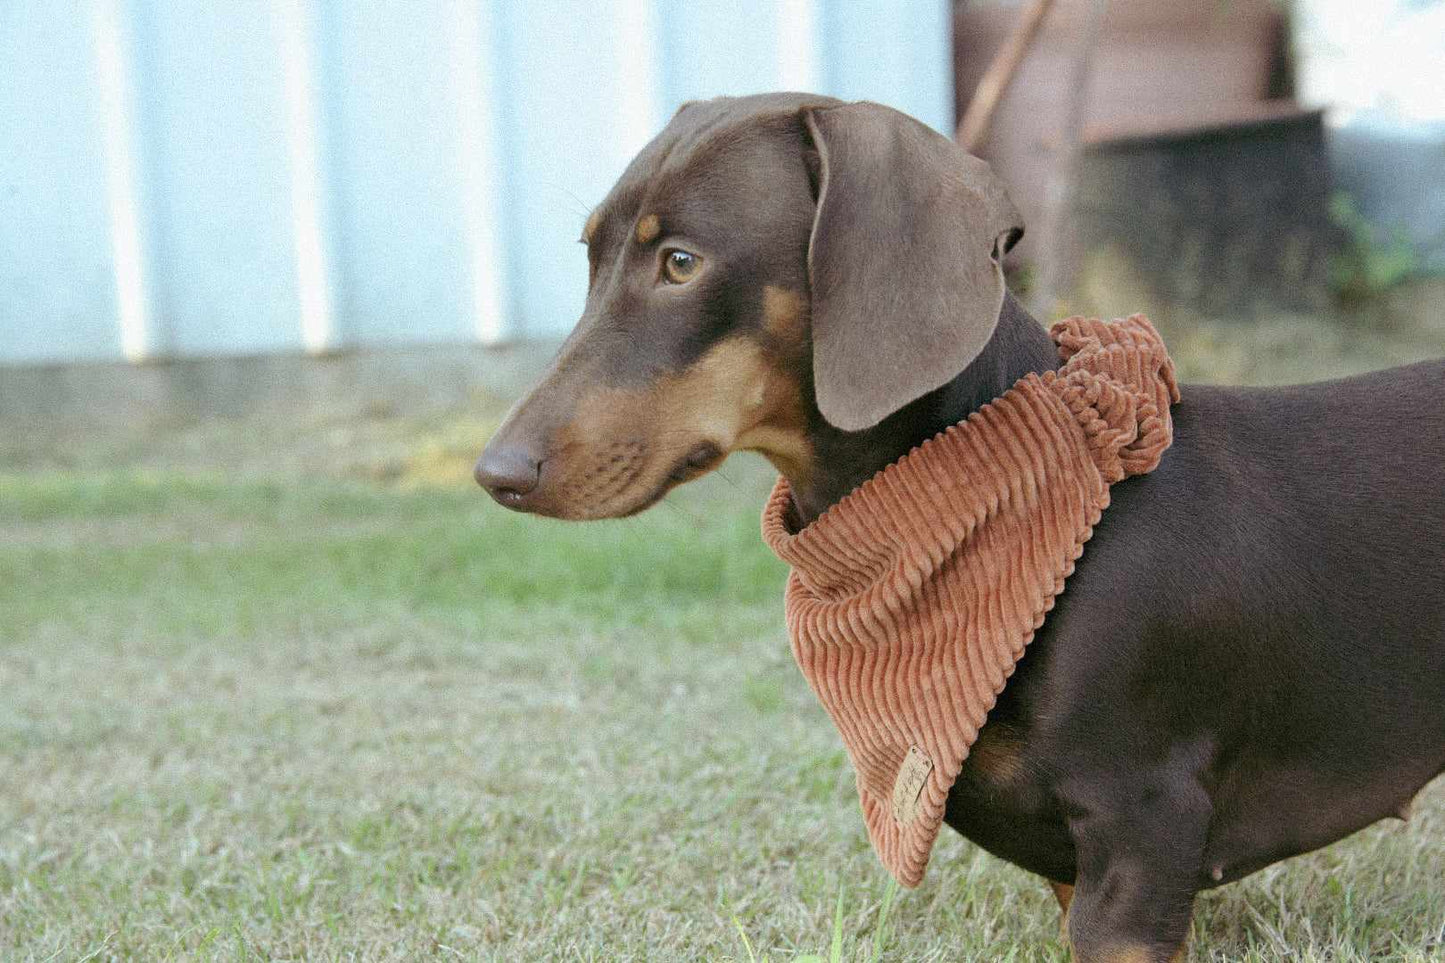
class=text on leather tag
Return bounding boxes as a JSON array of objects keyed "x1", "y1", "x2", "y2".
[{"x1": 891, "y1": 745, "x2": 934, "y2": 825}]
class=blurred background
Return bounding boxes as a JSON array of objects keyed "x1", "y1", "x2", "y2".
[
  {"x1": 3, "y1": 0, "x2": 1443, "y2": 425},
  {"x1": 2, "y1": 2, "x2": 1442, "y2": 960}
]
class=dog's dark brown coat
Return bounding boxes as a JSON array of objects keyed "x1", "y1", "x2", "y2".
[{"x1": 477, "y1": 93, "x2": 1445, "y2": 962}]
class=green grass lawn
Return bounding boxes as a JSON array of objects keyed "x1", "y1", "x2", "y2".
[
  {"x1": 2, "y1": 461, "x2": 1441, "y2": 962},
  {"x1": 6, "y1": 301, "x2": 1445, "y2": 960}
]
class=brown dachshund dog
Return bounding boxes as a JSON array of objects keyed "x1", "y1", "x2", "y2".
[{"x1": 476, "y1": 93, "x2": 1445, "y2": 962}]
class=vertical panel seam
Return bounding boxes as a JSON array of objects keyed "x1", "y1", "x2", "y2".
[
  {"x1": 274, "y1": 0, "x2": 338, "y2": 353},
  {"x1": 452, "y1": 0, "x2": 510, "y2": 344},
  {"x1": 93, "y1": 0, "x2": 156, "y2": 362},
  {"x1": 777, "y1": 0, "x2": 822, "y2": 93},
  {"x1": 614, "y1": 0, "x2": 664, "y2": 155}
]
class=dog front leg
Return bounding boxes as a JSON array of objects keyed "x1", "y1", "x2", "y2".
[{"x1": 1062, "y1": 782, "x2": 1209, "y2": 963}]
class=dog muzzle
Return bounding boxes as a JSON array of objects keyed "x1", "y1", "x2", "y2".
[{"x1": 761, "y1": 314, "x2": 1180, "y2": 887}]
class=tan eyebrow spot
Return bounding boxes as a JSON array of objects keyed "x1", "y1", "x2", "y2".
[
  {"x1": 635, "y1": 214, "x2": 660, "y2": 244},
  {"x1": 582, "y1": 210, "x2": 602, "y2": 243}
]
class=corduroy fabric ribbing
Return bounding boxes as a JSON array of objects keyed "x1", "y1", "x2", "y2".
[{"x1": 761, "y1": 314, "x2": 1180, "y2": 887}]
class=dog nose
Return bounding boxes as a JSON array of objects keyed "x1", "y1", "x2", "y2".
[{"x1": 475, "y1": 445, "x2": 541, "y2": 507}]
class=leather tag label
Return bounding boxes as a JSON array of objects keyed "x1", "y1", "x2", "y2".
[{"x1": 891, "y1": 745, "x2": 933, "y2": 826}]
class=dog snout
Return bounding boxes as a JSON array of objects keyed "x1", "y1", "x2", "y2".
[{"x1": 475, "y1": 442, "x2": 543, "y2": 510}]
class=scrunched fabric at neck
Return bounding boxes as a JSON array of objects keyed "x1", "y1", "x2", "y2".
[{"x1": 760, "y1": 314, "x2": 1180, "y2": 887}]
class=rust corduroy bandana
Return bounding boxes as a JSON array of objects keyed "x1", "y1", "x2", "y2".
[{"x1": 761, "y1": 315, "x2": 1180, "y2": 887}]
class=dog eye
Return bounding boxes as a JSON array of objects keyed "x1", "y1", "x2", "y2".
[{"x1": 662, "y1": 249, "x2": 701, "y2": 284}]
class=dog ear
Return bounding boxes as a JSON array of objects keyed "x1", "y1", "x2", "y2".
[{"x1": 803, "y1": 102, "x2": 1023, "y2": 431}]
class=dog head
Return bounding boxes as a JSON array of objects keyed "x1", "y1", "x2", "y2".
[{"x1": 477, "y1": 93, "x2": 1021, "y2": 519}]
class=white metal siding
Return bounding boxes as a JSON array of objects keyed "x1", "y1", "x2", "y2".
[{"x1": 0, "y1": 0, "x2": 951, "y2": 365}]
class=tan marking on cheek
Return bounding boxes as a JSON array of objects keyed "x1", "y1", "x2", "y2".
[
  {"x1": 548, "y1": 344, "x2": 765, "y2": 507},
  {"x1": 741, "y1": 426, "x2": 813, "y2": 480},
  {"x1": 651, "y1": 339, "x2": 812, "y2": 477},
  {"x1": 655, "y1": 338, "x2": 767, "y2": 443},
  {"x1": 762, "y1": 285, "x2": 808, "y2": 343},
  {"x1": 683, "y1": 341, "x2": 813, "y2": 484},
  {"x1": 545, "y1": 338, "x2": 815, "y2": 513},
  {"x1": 583, "y1": 210, "x2": 602, "y2": 244},
  {"x1": 737, "y1": 373, "x2": 812, "y2": 482},
  {"x1": 635, "y1": 214, "x2": 660, "y2": 244}
]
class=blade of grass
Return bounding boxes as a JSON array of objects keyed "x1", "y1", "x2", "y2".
[
  {"x1": 868, "y1": 880, "x2": 898, "y2": 963},
  {"x1": 830, "y1": 885, "x2": 846, "y2": 963},
  {"x1": 733, "y1": 915, "x2": 759, "y2": 963}
]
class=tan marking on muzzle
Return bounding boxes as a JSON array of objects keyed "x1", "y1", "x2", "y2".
[
  {"x1": 583, "y1": 209, "x2": 602, "y2": 243},
  {"x1": 552, "y1": 337, "x2": 813, "y2": 515}
]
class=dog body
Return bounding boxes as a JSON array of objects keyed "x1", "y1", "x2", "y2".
[
  {"x1": 478, "y1": 93, "x2": 1445, "y2": 961},
  {"x1": 948, "y1": 349, "x2": 1445, "y2": 948}
]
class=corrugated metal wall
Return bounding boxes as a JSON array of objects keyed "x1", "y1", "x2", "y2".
[{"x1": 0, "y1": 0, "x2": 951, "y2": 366}]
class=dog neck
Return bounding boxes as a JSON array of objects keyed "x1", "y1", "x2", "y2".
[
  {"x1": 761, "y1": 313, "x2": 1179, "y2": 885},
  {"x1": 788, "y1": 292, "x2": 1059, "y2": 525}
]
